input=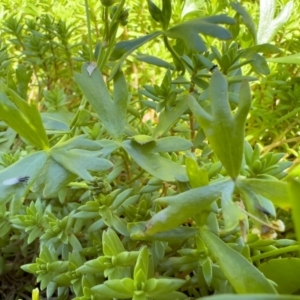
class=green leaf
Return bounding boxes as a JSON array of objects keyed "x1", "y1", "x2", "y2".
[
  {"x1": 115, "y1": 251, "x2": 139, "y2": 267},
  {"x1": 202, "y1": 258, "x2": 213, "y2": 285},
  {"x1": 152, "y1": 291, "x2": 187, "y2": 300},
  {"x1": 166, "y1": 15, "x2": 235, "y2": 52},
  {"x1": 145, "y1": 179, "x2": 231, "y2": 235},
  {"x1": 231, "y1": 2, "x2": 257, "y2": 44},
  {"x1": 200, "y1": 295, "x2": 300, "y2": 300},
  {"x1": 132, "y1": 135, "x2": 155, "y2": 145},
  {"x1": 0, "y1": 91, "x2": 49, "y2": 150},
  {"x1": 288, "y1": 179, "x2": 300, "y2": 249},
  {"x1": 267, "y1": 53, "x2": 300, "y2": 64},
  {"x1": 154, "y1": 137, "x2": 192, "y2": 152},
  {"x1": 134, "y1": 54, "x2": 175, "y2": 69},
  {"x1": 152, "y1": 95, "x2": 189, "y2": 138},
  {"x1": 241, "y1": 44, "x2": 281, "y2": 57},
  {"x1": 259, "y1": 258, "x2": 300, "y2": 294},
  {"x1": 77, "y1": 258, "x2": 106, "y2": 274},
  {"x1": 35, "y1": 157, "x2": 76, "y2": 197},
  {"x1": 134, "y1": 246, "x2": 148, "y2": 285},
  {"x1": 110, "y1": 31, "x2": 163, "y2": 61},
  {"x1": 189, "y1": 72, "x2": 251, "y2": 179},
  {"x1": 221, "y1": 180, "x2": 241, "y2": 231},
  {"x1": 122, "y1": 140, "x2": 187, "y2": 182},
  {"x1": 50, "y1": 136, "x2": 113, "y2": 181},
  {"x1": 162, "y1": 0, "x2": 172, "y2": 29},
  {"x1": 199, "y1": 227, "x2": 277, "y2": 294},
  {"x1": 147, "y1": 0, "x2": 163, "y2": 25},
  {"x1": 92, "y1": 278, "x2": 135, "y2": 298},
  {"x1": 41, "y1": 114, "x2": 70, "y2": 134},
  {"x1": 145, "y1": 278, "x2": 185, "y2": 297},
  {"x1": 103, "y1": 228, "x2": 125, "y2": 256},
  {"x1": 185, "y1": 156, "x2": 209, "y2": 188},
  {"x1": 236, "y1": 178, "x2": 290, "y2": 209},
  {"x1": 129, "y1": 222, "x2": 198, "y2": 242},
  {"x1": 0, "y1": 151, "x2": 48, "y2": 204},
  {"x1": 250, "y1": 53, "x2": 270, "y2": 75},
  {"x1": 74, "y1": 65, "x2": 128, "y2": 141}
]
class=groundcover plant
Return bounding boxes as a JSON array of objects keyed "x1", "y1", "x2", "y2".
[{"x1": 0, "y1": 0, "x2": 300, "y2": 299}]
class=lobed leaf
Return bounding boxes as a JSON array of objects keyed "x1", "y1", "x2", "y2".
[
  {"x1": 145, "y1": 179, "x2": 231, "y2": 235},
  {"x1": 75, "y1": 65, "x2": 128, "y2": 141}
]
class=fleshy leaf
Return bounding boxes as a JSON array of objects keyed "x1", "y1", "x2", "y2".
[
  {"x1": 259, "y1": 258, "x2": 300, "y2": 294},
  {"x1": 145, "y1": 278, "x2": 185, "y2": 297},
  {"x1": 186, "y1": 156, "x2": 209, "y2": 188},
  {"x1": 92, "y1": 278, "x2": 135, "y2": 298},
  {"x1": 134, "y1": 246, "x2": 148, "y2": 285}
]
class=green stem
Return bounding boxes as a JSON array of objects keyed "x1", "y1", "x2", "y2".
[
  {"x1": 163, "y1": 35, "x2": 185, "y2": 73},
  {"x1": 126, "y1": 169, "x2": 145, "y2": 185},
  {"x1": 84, "y1": 0, "x2": 93, "y2": 61},
  {"x1": 251, "y1": 245, "x2": 299, "y2": 262},
  {"x1": 55, "y1": 97, "x2": 88, "y2": 145},
  {"x1": 274, "y1": 107, "x2": 300, "y2": 125},
  {"x1": 98, "y1": 23, "x2": 119, "y2": 71},
  {"x1": 97, "y1": 0, "x2": 126, "y2": 71}
]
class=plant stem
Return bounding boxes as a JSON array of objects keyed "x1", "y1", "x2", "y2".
[
  {"x1": 251, "y1": 245, "x2": 299, "y2": 262},
  {"x1": 84, "y1": 0, "x2": 93, "y2": 62}
]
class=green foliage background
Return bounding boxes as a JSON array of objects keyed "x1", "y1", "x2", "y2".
[{"x1": 0, "y1": 0, "x2": 299, "y2": 299}]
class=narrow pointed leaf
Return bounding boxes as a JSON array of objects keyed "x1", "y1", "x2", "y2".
[
  {"x1": 231, "y1": 2, "x2": 257, "y2": 44},
  {"x1": 199, "y1": 227, "x2": 277, "y2": 294},
  {"x1": 134, "y1": 54, "x2": 175, "y2": 69},
  {"x1": 0, "y1": 91, "x2": 49, "y2": 149},
  {"x1": 110, "y1": 31, "x2": 162, "y2": 61}
]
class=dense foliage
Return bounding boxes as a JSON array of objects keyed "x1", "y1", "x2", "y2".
[{"x1": 0, "y1": 0, "x2": 300, "y2": 299}]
